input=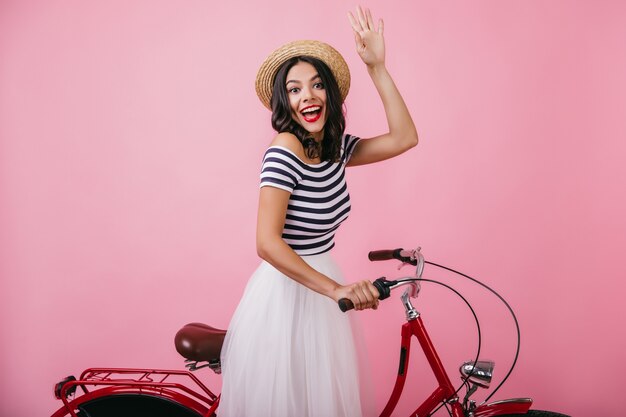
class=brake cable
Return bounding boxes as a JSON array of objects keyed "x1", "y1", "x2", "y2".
[{"x1": 425, "y1": 261, "x2": 522, "y2": 403}]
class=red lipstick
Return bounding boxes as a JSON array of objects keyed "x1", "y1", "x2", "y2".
[{"x1": 300, "y1": 105, "x2": 322, "y2": 123}]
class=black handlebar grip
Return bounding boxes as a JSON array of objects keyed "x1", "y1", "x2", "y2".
[
  {"x1": 338, "y1": 298, "x2": 354, "y2": 312},
  {"x1": 373, "y1": 277, "x2": 391, "y2": 300},
  {"x1": 368, "y1": 249, "x2": 401, "y2": 261}
]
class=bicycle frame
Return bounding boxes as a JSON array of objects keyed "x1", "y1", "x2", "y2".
[
  {"x1": 381, "y1": 316, "x2": 532, "y2": 417},
  {"x1": 373, "y1": 248, "x2": 533, "y2": 417}
]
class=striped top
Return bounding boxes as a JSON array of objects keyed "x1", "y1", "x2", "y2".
[{"x1": 260, "y1": 134, "x2": 361, "y2": 256}]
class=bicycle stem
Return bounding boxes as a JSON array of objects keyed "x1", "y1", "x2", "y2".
[{"x1": 386, "y1": 279, "x2": 420, "y2": 321}]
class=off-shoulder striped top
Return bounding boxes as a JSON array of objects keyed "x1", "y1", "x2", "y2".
[{"x1": 259, "y1": 134, "x2": 360, "y2": 256}]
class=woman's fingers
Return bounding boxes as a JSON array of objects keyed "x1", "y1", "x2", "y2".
[
  {"x1": 350, "y1": 7, "x2": 383, "y2": 35},
  {"x1": 356, "y1": 5, "x2": 368, "y2": 31},
  {"x1": 347, "y1": 11, "x2": 361, "y2": 33},
  {"x1": 365, "y1": 7, "x2": 375, "y2": 31},
  {"x1": 366, "y1": 281, "x2": 380, "y2": 309},
  {"x1": 355, "y1": 280, "x2": 380, "y2": 310},
  {"x1": 351, "y1": 284, "x2": 361, "y2": 310}
]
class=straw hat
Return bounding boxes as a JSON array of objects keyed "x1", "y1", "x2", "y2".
[{"x1": 255, "y1": 40, "x2": 351, "y2": 110}]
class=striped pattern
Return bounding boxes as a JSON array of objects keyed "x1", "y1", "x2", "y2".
[{"x1": 260, "y1": 134, "x2": 360, "y2": 255}]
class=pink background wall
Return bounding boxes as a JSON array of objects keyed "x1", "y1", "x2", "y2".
[{"x1": 1, "y1": 1, "x2": 624, "y2": 416}]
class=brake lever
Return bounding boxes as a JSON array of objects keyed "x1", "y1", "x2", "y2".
[{"x1": 397, "y1": 261, "x2": 413, "y2": 270}]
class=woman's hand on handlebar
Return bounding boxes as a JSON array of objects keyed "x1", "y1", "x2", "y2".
[{"x1": 332, "y1": 280, "x2": 380, "y2": 311}]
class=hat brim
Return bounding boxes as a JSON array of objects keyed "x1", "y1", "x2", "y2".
[{"x1": 255, "y1": 40, "x2": 351, "y2": 110}]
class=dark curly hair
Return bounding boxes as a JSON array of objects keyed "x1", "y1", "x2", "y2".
[{"x1": 270, "y1": 56, "x2": 345, "y2": 162}]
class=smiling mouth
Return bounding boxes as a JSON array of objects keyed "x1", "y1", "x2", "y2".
[{"x1": 300, "y1": 106, "x2": 322, "y2": 123}]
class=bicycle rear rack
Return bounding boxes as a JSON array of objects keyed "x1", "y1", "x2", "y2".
[{"x1": 52, "y1": 368, "x2": 219, "y2": 417}]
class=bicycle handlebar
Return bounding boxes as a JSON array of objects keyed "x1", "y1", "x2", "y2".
[{"x1": 338, "y1": 247, "x2": 423, "y2": 312}]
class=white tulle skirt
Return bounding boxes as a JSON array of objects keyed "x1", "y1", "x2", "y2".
[{"x1": 219, "y1": 252, "x2": 367, "y2": 417}]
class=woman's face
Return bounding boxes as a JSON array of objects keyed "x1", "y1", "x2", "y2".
[{"x1": 285, "y1": 61, "x2": 327, "y2": 141}]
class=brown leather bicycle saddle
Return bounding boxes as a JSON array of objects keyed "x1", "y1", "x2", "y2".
[{"x1": 174, "y1": 323, "x2": 227, "y2": 362}]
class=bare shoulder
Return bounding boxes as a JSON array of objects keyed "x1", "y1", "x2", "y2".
[{"x1": 269, "y1": 132, "x2": 302, "y2": 154}]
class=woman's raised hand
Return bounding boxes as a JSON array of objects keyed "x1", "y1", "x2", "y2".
[{"x1": 347, "y1": 6, "x2": 385, "y2": 68}]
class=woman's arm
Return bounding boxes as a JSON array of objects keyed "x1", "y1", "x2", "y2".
[
  {"x1": 256, "y1": 139, "x2": 379, "y2": 310},
  {"x1": 347, "y1": 6, "x2": 418, "y2": 167},
  {"x1": 256, "y1": 186, "x2": 339, "y2": 296}
]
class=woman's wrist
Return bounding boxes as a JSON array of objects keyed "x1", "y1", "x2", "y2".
[
  {"x1": 366, "y1": 63, "x2": 388, "y2": 77},
  {"x1": 321, "y1": 278, "x2": 341, "y2": 300}
]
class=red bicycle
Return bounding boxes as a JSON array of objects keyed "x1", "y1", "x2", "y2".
[{"x1": 52, "y1": 247, "x2": 569, "y2": 417}]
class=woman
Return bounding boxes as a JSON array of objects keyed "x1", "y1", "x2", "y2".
[{"x1": 220, "y1": 7, "x2": 418, "y2": 417}]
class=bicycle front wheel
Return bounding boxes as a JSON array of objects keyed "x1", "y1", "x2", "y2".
[{"x1": 497, "y1": 410, "x2": 570, "y2": 417}]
